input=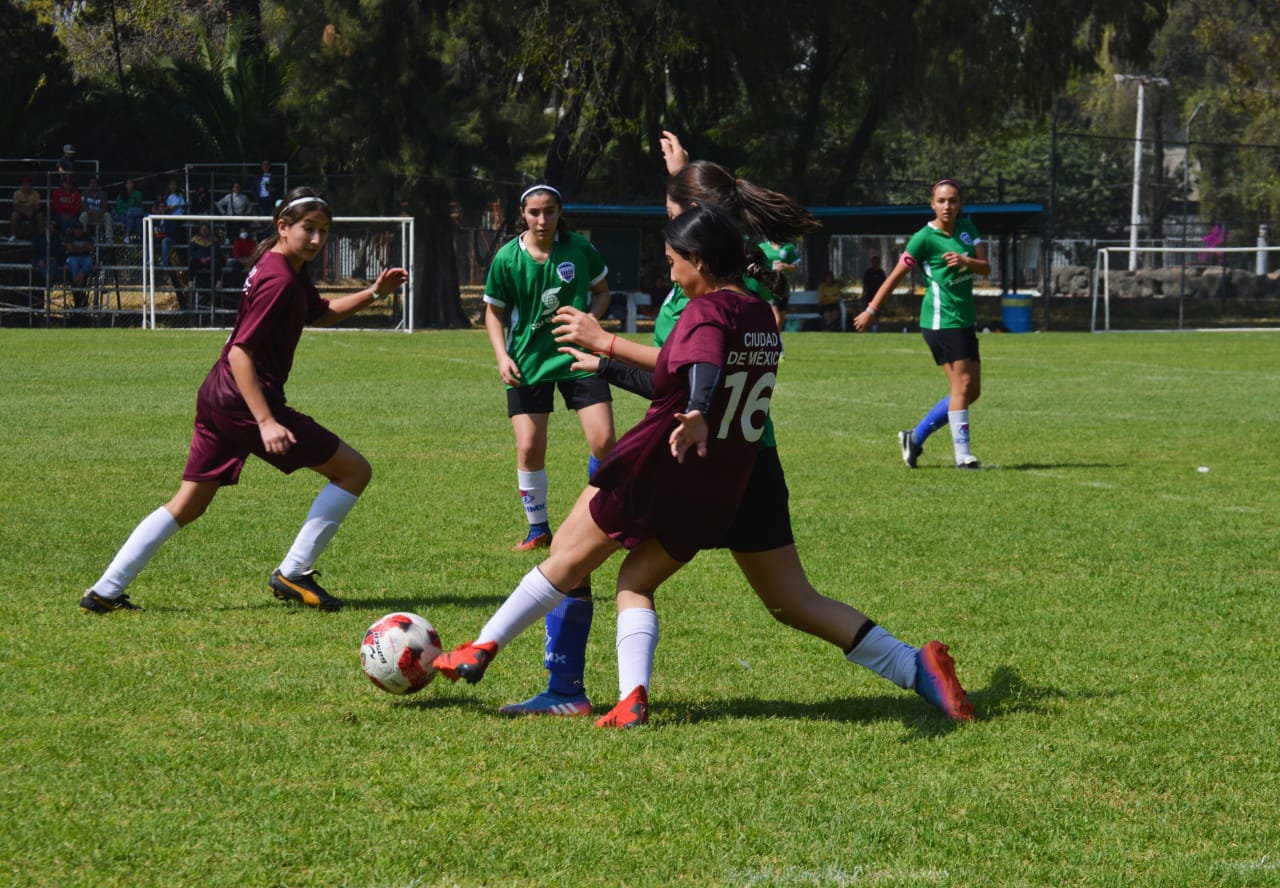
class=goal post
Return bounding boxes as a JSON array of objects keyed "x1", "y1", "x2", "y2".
[
  {"x1": 1091, "y1": 244, "x2": 1280, "y2": 332},
  {"x1": 141, "y1": 214, "x2": 416, "y2": 330}
]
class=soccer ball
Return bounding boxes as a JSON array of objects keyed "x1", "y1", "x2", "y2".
[{"x1": 360, "y1": 612, "x2": 442, "y2": 695}]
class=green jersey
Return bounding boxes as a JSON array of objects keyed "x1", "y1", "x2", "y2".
[
  {"x1": 904, "y1": 219, "x2": 982, "y2": 330},
  {"x1": 485, "y1": 231, "x2": 608, "y2": 388},
  {"x1": 758, "y1": 240, "x2": 799, "y2": 269}
]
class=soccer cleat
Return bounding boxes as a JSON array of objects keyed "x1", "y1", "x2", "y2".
[
  {"x1": 514, "y1": 525, "x2": 552, "y2": 551},
  {"x1": 269, "y1": 569, "x2": 343, "y2": 611},
  {"x1": 595, "y1": 685, "x2": 649, "y2": 728},
  {"x1": 955, "y1": 456, "x2": 981, "y2": 470},
  {"x1": 499, "y1": 690, "x2": 593, "y2": 717},
  {"x1": 898, "y1": 429, "x2": 922, "y2": 468},
  {"x1": 79, "y1": 589, "x2": 142, "y2": 614},
  {"x1": 433, "y1": 640, "x2": 499, "y2": 684},
  {"x1": 914, "y1": 640, "x2": 974, "y2": 721}
]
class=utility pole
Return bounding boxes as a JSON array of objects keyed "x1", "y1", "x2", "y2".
[
  {"x1": 1115, "y1": 74, "x2": 1170, "y2": 271},
  {"x1": 1180, "y1": 102, "x2": 1205, "y2": 330}
]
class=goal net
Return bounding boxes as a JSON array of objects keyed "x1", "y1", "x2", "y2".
[
  {"x1": 141, "y1": 214, "x2": 416, "y2": 330},
  {"x1": 1091, "y1": 244, "x2": 1280, "y2": 332}
]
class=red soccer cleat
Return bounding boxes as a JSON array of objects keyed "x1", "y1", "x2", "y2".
[
  {"x1": 432, "y1": 640, "x2": 499, "y2": 684},
  {"x1": 913, "y1": 640, "x2": 974, "y2": 721},
  {"x1": 594, "y1": 685, "x2": 649, "y2": 728}
]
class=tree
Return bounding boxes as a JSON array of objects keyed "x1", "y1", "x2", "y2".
[
  {"x1": 269, "y1": 0, "x2": 535, "y2": 327},
  {"x1": 1174, "y1": 0, "x2": 1280, "y2": 230},
  {"x1": 0, "y1": 0, "x2": 76, "y2": 157},
  {"x1": 650, "y1": 0, "x2": 1170, "y2": 208}
]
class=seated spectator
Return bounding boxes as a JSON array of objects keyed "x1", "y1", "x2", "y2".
[
  {"x1": 149, "y1": 193, "x2": 173, "y2": 264},
  {"x1": 8, "y1": 177, "x2": 42, "y2": 242},
  {"x1": 114, "y1": 178, "x2": 146, "y2": 243},
  {"x1": 185, "y1": 223, "x2": 216, "y2": 311},
  {"x1": 63, "y1": 220, "x2": 95, "y2": 307},
  {"x1": 817, "y1": 269, "x2": 845, "y2": 332},
  {"x1": 221, "y1": 227, "x2": 256, "y2": 289},
  {"x1": 79, "y1": 177, "x2": 114, "y2": 244},
  {"x1": 50, "y1": 175, "x2": 82, "y2": 234},
  {"x1": 186, "y1": 223, "x2": 215, "y2": 280},
  {"x1": 164, "y1": 178, "x2": 187, "y2": 218},
  {"x1": 215, "y1": 181, "x2": 251, "y2": 217}
]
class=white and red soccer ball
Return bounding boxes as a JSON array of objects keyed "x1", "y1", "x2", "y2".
[{"x1": 360, "y1": 612, "x2": 442, "y2": 695}]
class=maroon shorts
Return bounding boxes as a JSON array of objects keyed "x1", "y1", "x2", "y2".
[{"x1": 182, "y1": 402, "x2": 341, "y2": 485}]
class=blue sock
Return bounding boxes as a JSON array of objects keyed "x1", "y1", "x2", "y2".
[
  {"x1": 914, "y1": 396, "x2": 951, "y2": 445},
  {"x1": 545, "y1": 594, "x2": 593, "y2": 696},
  {"x1": 588, "y1": 453, "x2": 601, "y2": 481}
]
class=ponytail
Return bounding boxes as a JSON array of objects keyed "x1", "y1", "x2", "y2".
[{"x1": 666, "y1": 161, "x2": 820, "y2": 243}]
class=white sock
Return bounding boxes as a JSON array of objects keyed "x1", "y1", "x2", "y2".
[
  {"x1": 845, "y1": 625, "x2": 918, "y2": 690},
  {"x1": 949, "y1": 410, "x2": 973, "y2": 462},
  {"x1": 94, "y1": 507, "x2": 181, "y2": 597},
  {"x1": 477, "y1": 567, "x2": 565, "y2": 649},
  {"x1": 616, "y1": 607, "x2": 659, "y2": 697},
  {"x1": 517, "y1": 469, "x2": 549, "y2": 526},
  {"x1": 278, "y1": 483, "x2": 359, "y2": 577}
]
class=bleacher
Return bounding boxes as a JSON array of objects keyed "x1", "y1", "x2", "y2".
[{"x1": 0, "y1": 159, "x2": 284, "y2": 327}]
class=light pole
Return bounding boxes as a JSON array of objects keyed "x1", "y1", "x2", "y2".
[
  {"x1": 1115, "y1": 74, "x2": 1170, "y2": 271},
  {"x1": 1180, "y1": 101, "x2": 1205, "y2": 330}
]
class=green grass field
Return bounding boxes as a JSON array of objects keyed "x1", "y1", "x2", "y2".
[{"x1": 2, "y1": 328, "x2": 1278, "y2": 887}]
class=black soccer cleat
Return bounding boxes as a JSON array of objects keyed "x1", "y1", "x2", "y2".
[
  {"x1": 898, "y1": 429, "x2": 922, "y2": 468},
  {"x1": 269, "y1": 569, "x2": 343, "y2": 611},
  {"x1": 79, "y1": 589, "x2": 143, "y2": 614}
]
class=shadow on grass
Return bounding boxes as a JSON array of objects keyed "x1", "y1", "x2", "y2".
[
  {"x1": 339, "y1": 593, "x2": 512, "y2": 613},
  {"x1": 145, "y1": 592, "x2": 511, "y2": 614},
  {"x1": 993, "y1": 462, "x2": 1117, "y2": 471},
  {"x1": 967, "y1": 665, "x2": 1105, "y2": 718},
  {"x1": 655, "y1": 666, "x2": 1096, "y2": 736}
]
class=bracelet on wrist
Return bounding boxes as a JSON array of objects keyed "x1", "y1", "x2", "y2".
[
  {"x1": 369, "y1": 285, "x2": 385, "y2": 301},
  {"x1": 866, "y1": 305, "x2": 878, "y2": 314}
]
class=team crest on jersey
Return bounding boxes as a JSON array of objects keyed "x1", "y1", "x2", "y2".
[
  {"x1": 556, "y1": 262, "x2": 576, "y2": 283},
  {"x1": 960, "y1": 231, "x2": 974, "y2": 246}
]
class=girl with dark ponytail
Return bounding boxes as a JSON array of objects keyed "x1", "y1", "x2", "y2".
[{"x1": 502, "y1": 134, "x2": 974, "y2": 725}]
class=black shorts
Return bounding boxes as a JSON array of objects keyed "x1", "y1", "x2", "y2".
[
  {"x1": 507, "y1": 376, "x2": 613, "y2": 417},
  {"x1": 720, "y1": 446, "x2": 794, "y2": 552},
  {"x1": 922, "y1": 327, "x2": 981, "y2": 365}
]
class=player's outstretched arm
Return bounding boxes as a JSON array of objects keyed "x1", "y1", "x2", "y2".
[
  {"x1": 318, "y1": 266, "x2": 409, "y2": 325},
  {"x1": 553, "y1": 306, "x2": 660, "y2": 370},
  {"x1": 660, "y1": 130, "x2": 689, "y2": 175}
]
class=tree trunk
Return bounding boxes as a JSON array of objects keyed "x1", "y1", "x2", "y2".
[{"x1": 412, "y1": 192, "x2": 469, "y2": 329}]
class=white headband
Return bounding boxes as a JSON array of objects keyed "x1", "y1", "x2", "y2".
[
  {"x1": 520, "y1": 184, "x2": 561, "y2": 204},
  {"x1": 280, "y1": 195, "x2": 330, "y2": 215}
]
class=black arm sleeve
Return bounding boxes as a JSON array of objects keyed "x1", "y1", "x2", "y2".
[
  {"x1": 597, "y1": 356, "x2": 655, "y2": 399},
  {"x1": 685, "y1": 362, "x2": 722, "y2": 415}
]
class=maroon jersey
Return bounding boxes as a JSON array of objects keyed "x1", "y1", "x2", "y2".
[
  {"x1": 196, "y1": 251, "x2": 329, "y2": 416},
  {"x1": 590, "y1": 288, "x2": 781, "y2": 562}
]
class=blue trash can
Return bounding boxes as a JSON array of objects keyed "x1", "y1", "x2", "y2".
[{"x1": 1001, "y1": 293, "x2": 1033, "y2": 332}]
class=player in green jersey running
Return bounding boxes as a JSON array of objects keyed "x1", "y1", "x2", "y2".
[
  {"x1": 855, "y1": 178, "x2": 991, "y2": 469},
  {"x1": 483, "y1": 182, "x2": 616, "y2": 552}
]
